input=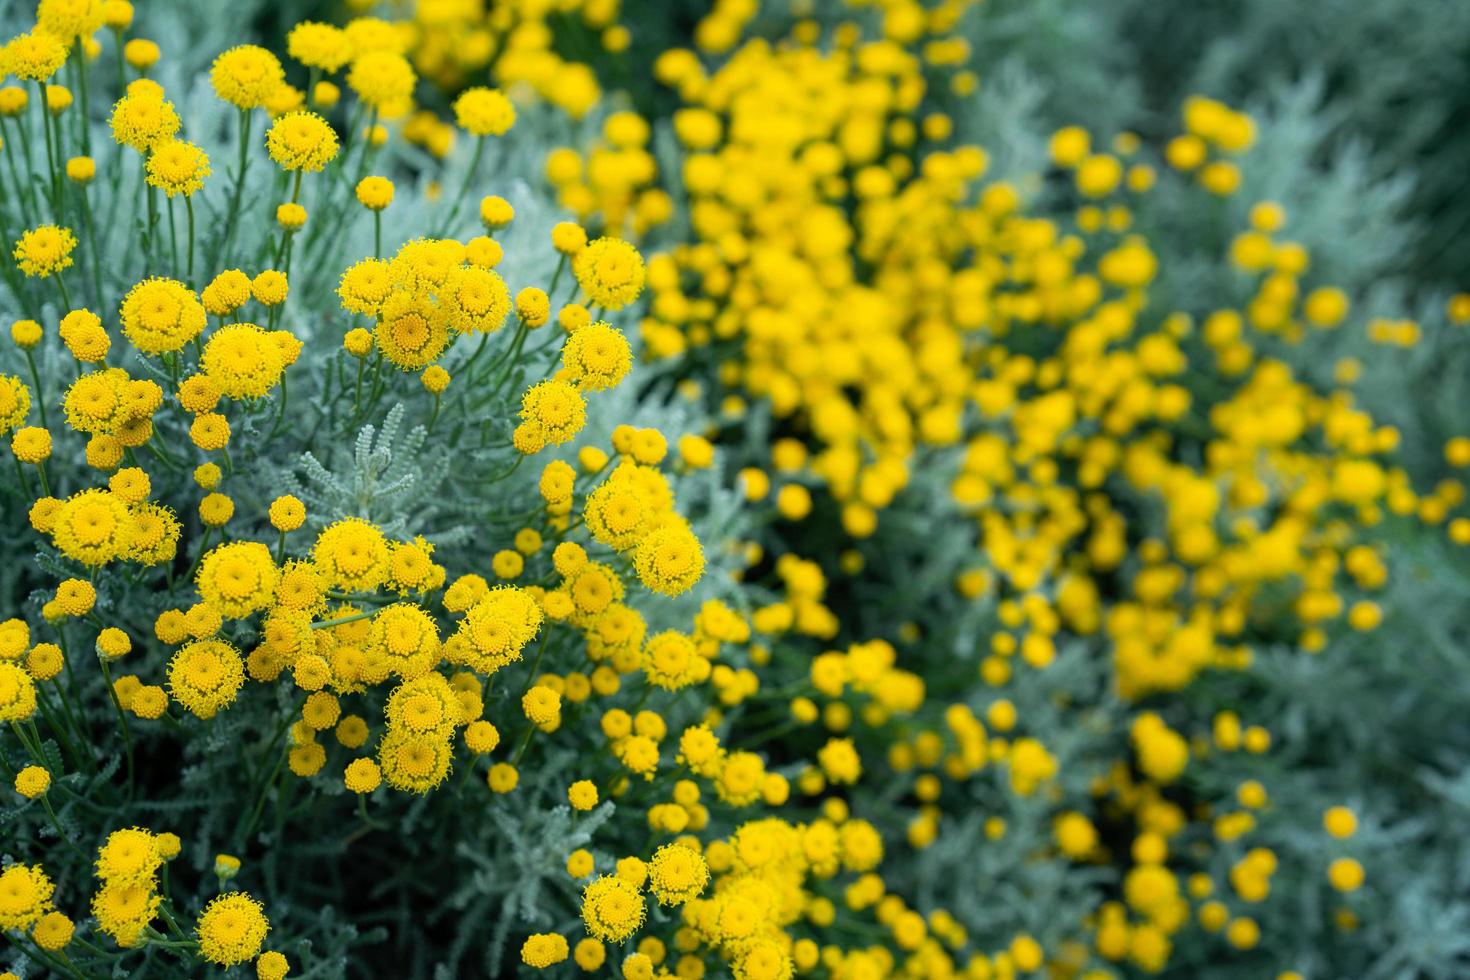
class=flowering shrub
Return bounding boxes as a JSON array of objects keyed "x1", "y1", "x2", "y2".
[{"x1": 2, "y1": 2, "x2": 1469, "y2": 980}]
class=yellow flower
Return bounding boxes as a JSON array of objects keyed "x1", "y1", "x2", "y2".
[
  {"x1": 109, "y1": 88, "x2": 180, "y2": 152},
  {"x1": 633, "y1": 524, "x2": 704, "y2": 596},
  {"x1": 572, "y1": 238, "x2": 645, "y2": 310},
  {"x1": 51, "y1": 488, "x2": 135, "y2": 566},
  {"x1": 120, "y1": 277, "x2": 207, "y2": 353},
  {"x1": 312, "y1": 517, "x2": 390, "y2": 592},
  {"x1": 0, "y1": 864, "x2": 54, "y2": 931},
  {"x1": 580, "y1": 875, "x2": 645, "y2": 943},
  {"x1": 211, "y1": 45, "x2": 285, "y2": 110},
  {"x1": 356, "y1": 175, "x2": 394, "y2": 210},
  {"x1": 286, "y1": 21, "x2": 353, "y2": 73},
  {"x1": 95, "y1": 827, "x2": 162, "y2": 883},
  {"x1": 453, "y1": 87, "x2": 515, "y2": 137},
  {"x1": 168, "y1": 639, "x2": 245, "y2": 719},
  {"x1": 32, "y1": 909, "x2": 74, "y2": 951},
  {"x1": 378, "y1": 729, "x2": 452, "y2": 794},
  {"x1": 0, "y1": 662, "x2": 38, "y2": 722},
  {"x1": 13, "y1": 765, "x2": 50, "y2": 799},
  {"x1": 197, "y1": 541, "x2": 280, "y2": 618},
  {"x1": 647, "y1": 844, "x2": 709, "y2": 906},
  {"x1": 521, "y1": 933, "x2": 569, "y2": 968},
  {"x1": 91, "y1": 878, "x2": 159, "y2": 947},
  {"x1": 13, "y1": 225, "x2": 77, "y2": 277},
  {"x1": 641, "y1": 631, "x2": 705, "y2": 690},
  {"x1": 201, "y1": 323, "x2": 287, "y2": 399},
  {"x1": 3, "y1": 32, "x2": 68, "y2": 82},
  {"x1": 145, "y1": 139, "x2": 211, "y2": 196},
  {"x1": 0, "y1": 376, "x2": 32, "y2": 433},
  {"x1": 519, "y1": 380, "x2": 586, "y2": 447},
  {"x1": 266, "y1": 110, "x2": 339, "y2": 172},
  {"x1": 560, "y1": 322, "x2": 631, "y2": 391},
  {"x1": 196, "y1": 892, "x2": 270, "y2": 967},
  {"x1": 343, "y1": 757, "x2": 382, "y2": 794},
  {"x1": 346, "y1": 50, "x2": 415, "y2": 114}
]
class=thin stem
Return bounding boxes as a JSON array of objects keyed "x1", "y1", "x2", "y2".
[
  {"x1": 96, "y1": 654, "x2": 136, "y2": 796},
  {"x1": 23, "y1": 348, "x2": 47, "y2": 428},
  {"x1": 184, "y1": 194, "x2": 196, "y2": 283},
  {"x1": 433, "y1": 135, "x2": 487, "y2": 238}
]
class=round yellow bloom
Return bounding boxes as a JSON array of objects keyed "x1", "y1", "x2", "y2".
[
  {"x1": 519, "y1": 380, "x2": 586, "y2": 447},
  {"x1": 145, "y1": 139, "x2": 211, "y2": 197},
  {"x1": 11, "y1": 319, "x2": 42, "y2": 348},
  {"x1": 122, "y1": 38, "x2": 158, "y2": 70},
  {"x1": 479, "y1": 195, "x2": 514, "y2": 228},
  {"x1": 109, "y1": 88, "x2": 180, "y2": 152},
  {"x1": 521, "y1": 933, "x2": 569, "y2": 968},
  {"x1": 454, "y1": 87, "x2": 515, "y2": 137},
  {"x1": 196, "y1": 892, "x2": 270, "y2": 966},
  {"x1": 3, "y1": 32, "x2": 68, "y2": 82},
  {"x1": 269, "y1": 495, "x2": 306, "y2": 532},
  {"x1": 66, "y1": 156, "x2": 96, "y2": 182},
  {"x1": 642, "y1": 631, "x2": 705, "y2": 690},
  {"x1": 647, "y1": 844, "x2": 708, "y2": 906},
  {"x1": 276, "y1": 203, "x2": 307, "y2": 230},
  {"x1": 32, "y1": 909, "x2": 74, "y2": 951},
  {"x1": 551, "y1": 222, "x2": 587, "y2": 255},
  {"x1": 14, "y1": 765, "x2": 50, "y2": 799},
  {"x1": 561, "y1": 322, "x2": 631, "y2": 391},
  {"x1": 581, "y1": 875, "x2": 644, "y2": 943},
  {"x1": 515, "y1": 286, "x2": 551, "y2": 326},
  {"x1": 13, "y1": 225, "x2": 77, "y2": 277},
  {"x1": 313, "y1": 517, "x2": 390, "y2": 592},
  {"x1": 52, "y1": 489, "x2": 135, "y2": 566},
  {"x1": 266, "y1": 111, "x2": 339, "y2": 172},
  {"x1": 0, "y1": 377, "x2": 32, "y2": 434},
  {"x1": 202, "y1": 323, "x2": 287, "y2": 399},
  {"x1": 347, "y1": 51, "x2": 415, "y2": 113},
  {"x1": 168, "y1": 639, "x2": 246, "y2": 719},
  {"x1": 286, "y1": 21, "x2": 353, "y2": 73},
  {"x1": 344, "y1": 757, "x2": 382, "y2": 794},
  {"x1": 443, "y1": 266, "x2": 511, "y2": 335},
  {"x1": 0, "y1": 864, "x2": 53, "y2": 931},
  {"x1": 211, "y1": 46, "x2": 285, "y2": 109},
  {"x1": 120, "y1": 277, "x2": 207, "y2": 354},
  {"x1": 573, "y1": 238, "x2": 645, "y2": 310},
  {"x1": 197, "y1": 541, "x2": 280, "y2": 618},
  {"x1": 378, "y1": 730, "x2": 452, "y2": 794},
  {"x1": 96, "y1": 827, "x2": 162, "y2": 882},
  {"x1": 633, "y1": 524, "x2": 704, "y2": 596},
  {"x1": 253, "y1": 270, "x2": 289, "y2": 306},
  {"x1": 566, "y1": 779, "x2": 599, "y2": 810},
  {"x1": 356, "y1": 176, "x2": 394, "y2": 210},
  {"x1": 256, "y1": 950, "x2": 291, "y2": 980}
]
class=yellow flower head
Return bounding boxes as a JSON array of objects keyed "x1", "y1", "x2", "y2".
[
  {"x1": 347, "y1": 50, "x2": 415, "y2": 114},
  {"x1": 120, "y1": 277, "x2": 207, "y2": 354},
  {"x1": 145, "y1": 139, "x2": 211, "y2": 196},
  {"x1": 196, "y1": 892, "x2": 269, "y2": 966},
  {"x1": 13, "y1": 225, "x2": 77, "y2": 277},
  {"x1": 211, "y1": 45, "x2": 285, "y2": 109},
  {"x1": 201, "y1": 323, "x2": 287, "y2": 399},
  {"x1": 3, "y1": 32, "x2": 68, "y2": 82},
  {"x1": 266, "y1": 110, "x2": 339, "y2": 172},
  {"x1": 168, "y1": 639, "x2": 245, "y2": 719},
  {"x1": 572, "y1": 238, "x2": 645, "y2": 310},
  {"x1": 453, "y1": 87, "x2": 515, "y2": 137},
  {"x1": 286, "y1": 21, "x2": 353, "y2": 73},
  {"x1": 0, "y1": 864, "x2": 54, "y2": 931},
  {"x1": 580, "y1": 875, "x2": 645, "y2": 943}
]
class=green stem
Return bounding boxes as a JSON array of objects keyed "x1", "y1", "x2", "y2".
[
  {"x1": 433, "y1": 135, "x2": 487, "y2": 237},
  {"x1": 96, "y1": 654, "x2": 136, "y2": 796},
  {"x1": 184, "y1": 193, "x2": 196, "y2": 283}
]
